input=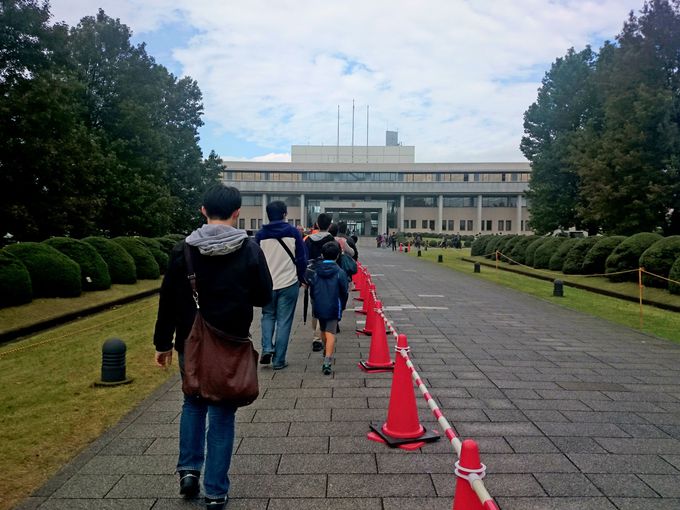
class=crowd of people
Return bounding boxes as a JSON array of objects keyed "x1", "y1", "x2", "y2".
[{"x1": 152, "y1": 185, "x2": 364, "y2": 509}]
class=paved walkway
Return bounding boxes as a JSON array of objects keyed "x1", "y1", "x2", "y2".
[{"x1": 18, "y1": 247, "x2": 680, "y2": 510}]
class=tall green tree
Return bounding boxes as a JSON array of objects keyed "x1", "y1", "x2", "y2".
[
  {"x1": 575, "y1": 0, "x2": 680, "y2": 235},
  {"x1": 520, "y1": 47, "x2": 597, "y2": 234}
]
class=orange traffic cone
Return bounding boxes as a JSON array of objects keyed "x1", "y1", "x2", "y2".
[
  {"x1": 356, "y1": 285, "x2": 376, "y2": 335},
  {"x1": 356, "y1": 283, "x2": 373, "y2": 315},
  {"x1": 355, "y1": 272, "x2": 371, "y2": 302},
  {"x1": 452, "y1": 440, "x2": 489, "y2": 510},
  {"x1": 359, "y1": 300, "x2": 394, "y2": 372},
  {"x1": 352, "y1": 266, "x2": 365, "y2": 292},
  {"x1": 367, "y1": 334, "x2": 439, "y2": 450}
]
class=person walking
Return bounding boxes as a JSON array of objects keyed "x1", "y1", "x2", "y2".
[
  {"x1": 154, "y1": 185, "x2": 272, "y2": 510},
  {"x1": 335, "y1": 221, "x2": 358, "y2": 260},
  {"x1": 255, "y1": 200, "x2": 307, "y2": 370}
]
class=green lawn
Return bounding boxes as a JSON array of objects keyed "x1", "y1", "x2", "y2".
[
  {"x1": 0, "y1": 296, "x2": 173, "y2": 510},
  {"x1": 411, "y1": 248, "x2": 680, "y2": 344},
  {"x1": 0, "y1": 279, "x2": 161, "y2": 336}
]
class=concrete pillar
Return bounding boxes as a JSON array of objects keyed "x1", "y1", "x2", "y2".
[
  {"x1": 300, "y1": 194, "x2": 305, "y2": 228},
  {"x1": 399, "y1": 195, "x2": 405, "y2": 232},
  {"x1": 516, "y1": 194, "x2": 522, "y2": 234},
  {"x1": 261, "y1": 193, "x2": 267, "y2": 225},
  {"x1": 476, "y1": 194, "x2": 483, "y2": 234},
  {"x1": 437, "y1": 195, "x2": 443, "y2": 234},
  {"x1": 380, "y1": 205, "x2": 387, "y2": 235}
]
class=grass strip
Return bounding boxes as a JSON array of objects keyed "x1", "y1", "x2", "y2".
[
  {"x1": 0, "y1": 279, "x2": 162, "y2": 336},
  {"x1": 0, "y1": 296, "x2": 173, "y2": 510},
  {"x1": 411, "y1": 248, "x2": 680, "y2": 344}
]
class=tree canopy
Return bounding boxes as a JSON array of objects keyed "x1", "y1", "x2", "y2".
[
  {"x1": 0, "y1": 2, "x2": 220, "y2": 240},
  {"x1": 521, "y1": 0, "x2": 680, "y2": 235}
]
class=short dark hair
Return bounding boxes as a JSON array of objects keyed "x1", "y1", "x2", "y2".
[
  {"x1": 317, "y1": 213, "x2": 332, "y2": 230},
  {"x1": 202, "y1": 185, "x2": 241, "y2": 220},
  {"x1": 337, "y1": 221, "x2": 348, "y2": 234},
  {"x1": 322, "y1": 240, "x2": 340, "y2": 261},
  {"x1": 328, "y1": 223, "x2": 338, "y2": 236},
  {"x1": 266, "y1": 201, "x2": 287, "y2": 221}
]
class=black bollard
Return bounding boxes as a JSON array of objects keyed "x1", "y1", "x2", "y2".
[
  {"x1": 96, "y1": 338, "x2": 133, "y2": 386},
  {"x1": 417, "y1": 250, "x2": 422, "y2": 257},
  {"x1": 437, "y1": 254, "x2": 443, "y2": 263},
  {"x1": 474, "y1": 262, "x2": 481, "y2": 273},
  {"x1": 553, "y1": 279, "x2": 564, "y2": 297}
]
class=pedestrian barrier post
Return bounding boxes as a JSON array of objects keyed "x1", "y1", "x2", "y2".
[
  {"x1": 453, "y1": 440, "x2": 498, "y2": 510},
  {"x1": 639, "y1": 266, "x2": 644, "y2": 329}
]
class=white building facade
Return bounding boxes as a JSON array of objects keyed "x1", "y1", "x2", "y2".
[{"x1": 221, "y1": 141, "x2": 531, "y2": 236}]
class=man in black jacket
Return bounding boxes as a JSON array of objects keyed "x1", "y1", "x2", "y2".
[{"x1": 154, "y1": 185, "x2": 272, "y2": 510}]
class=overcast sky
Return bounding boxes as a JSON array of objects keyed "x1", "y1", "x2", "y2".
[{"x1": 49, "y1": 1, "x2": 641, "y2": 163}]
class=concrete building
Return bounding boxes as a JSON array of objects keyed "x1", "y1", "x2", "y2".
[{"x1": 221, "y1": 134, "x2": 531, "y2": 236}]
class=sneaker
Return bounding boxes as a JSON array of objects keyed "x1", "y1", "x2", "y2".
[
  {"x1": 178, "y1": 470, "x2": 200, "y2": 498},
  {"x1": 312, "y1": 340, "x2": 323, "y2": 352},
  {"x1": 259, "y1": 352, "x2": 273, "y2": 365},
  {"x1": 272, "y1": 362, "x2": 288, "y2": 370},
  {"x1": 322, "y1": 363, "x2": 332, "y2": 375},
  {"x1": 205, "y1": 497, "x2": 227, "y2": 510}
]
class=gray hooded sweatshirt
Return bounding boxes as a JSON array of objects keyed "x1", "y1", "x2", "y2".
[{"x1": 185, "y1": 224, "x2": 248, "y2": 256}]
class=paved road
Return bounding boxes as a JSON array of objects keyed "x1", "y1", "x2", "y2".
[{"x1": 18, "y1": 246, "x2": 680, "y2": 509}]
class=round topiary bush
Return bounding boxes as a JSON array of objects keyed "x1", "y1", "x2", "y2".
[
  {"x1": 44, "y1": 237, "x2": 111, "y2": 291},
  {"x1": 471, "y1": 235, "x2": 494, "y2": 256},
  {"x1": 155, "y1": 236, "x2": 180, "y2": 256},
  {"x1": 533, "y1": 237, "x2": 567, "y2": 269},
  {"x1": 525, "y1": 237, "x2": 550, "y2": 267},
  {"x1": 83, "y1": 237, "x2": 137, "y2": 284},
  {"x1": 498, "y1": 235, "x2": 520, "y2": 257},
  {"x1": 4, "y1": 242, "x2": 81, "y2": 297},
  {"x1": 0, "y1": 250, "x2": 33, "y2": 307},
  {"x1": 562, "y1": 237, "x2": 600, "y2": 275},
  {"x1": 548, "y1": 238, "x2": 580, "y2": 271},
  {"x1": 605, "y1": 233, "x2": 663, "y2": 282},
  {"x1": 669, "y1": 256, "x2": 680, "y2": 295},
  {"x1": 485, "y1": 235, "x2": 513, "y2": 260},
  {"x1": 112, "y1": 237, "x2": 160, "y2": 280},
  {"x1": 639, "y1": 236, "x2": 680, "y2": 288},
  {"x1": 165, "y1": 233, "x2": 186, "y2": 243},
  {"x1": 137, "y1": 237, "x2": 170, "y2": 274},
  {"x1": 508, "y1": 235, "x2": 539, "y2": 265},
  {"x1": 581, "y1": 236, "x2": 626, "y2": 275}
]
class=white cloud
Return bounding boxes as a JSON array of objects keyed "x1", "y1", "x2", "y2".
[
  {"x1": 221, "y1": 152, "x2": 291, "y2": 163},
  {"x1": 50, "y1": 0, "x2": 641, "y2": 162}
]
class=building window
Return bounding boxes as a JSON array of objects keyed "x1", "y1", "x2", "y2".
[
  {"x1": 460, "y1": 220, "x2": 466, "y2": 231},
  {"x1": 505, "y1": 220, "x2": 512, "y2": 231},
  {"x1": 406, "y1": 196, "x2": 437, "y2": 207},
  {"x1": 429, "y1": 220, "x2": 435, "y2": 230},
  {"x1": 485, "y1": 220, "x2": 492, "y2": 231},
  {"x1": 250, "y1": 218, "x2": 257, "y2": 230},
  {"x1": 442, "y1": 221, "x2": 447, "y2": 231},
  {"x1": 258, "y1": 219, "x2": 263, "y2": 229},
  {"x1": 498, "y1": 220, "x2": 504, "y2": 231},
  {"x1": 239, "y1": 218, "x2": 246, "y2": 229},
  {"x1": 404, "y1": 220, "x2": 409, "y2": 230},
  {"x1": 448, "y1": 220, "x2": 455, "y2": 231},
  {"x1": 467, "y1": 220, "x2": 473, "y2": 231},
  {"x1": 410, "y1": 220, "x2": 416, "y2": 229},
  {"x1": 241, "y1": 195, "x2": 263, "y2": 206},
  {"x1": 422, "y1": 220, "x2": 428, "y2": 229},
  {"x1": 443, "y1": 196, "x2": 476, "y2": 207},
  {"x1": 482, "y1": 196, "x2": 518, "y2": 208},
  {"x1": 269, "y1": 195, "x2": 301, "y2": 206}
]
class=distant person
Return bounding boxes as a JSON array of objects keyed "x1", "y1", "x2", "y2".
[
  {"x1": 304, "y1": 213, "x2": 336, "y2": 351},
  {"x1": 328, "y1": 222, "x2": 355, "y2": 259},
  {"x1": 336, "y1": 221, "x2": 358, "y2": 260},
  {"x1": 306, "y1": 241, "x2": 349, "y2": 375},
  {"x1": 153, "y1": 185, "x2": 272, "y2": 510},
  {"x1": 255, "y1": 201, "x2": 307, "y2": 370}
]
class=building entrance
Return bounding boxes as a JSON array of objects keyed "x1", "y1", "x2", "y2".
[{"x1": 319, "y1": 200, "x2": 388, "y2": 237}]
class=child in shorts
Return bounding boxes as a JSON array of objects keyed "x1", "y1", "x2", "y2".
[{"x1": 306, "y1": 241, "x2": 349, "y2": 374}]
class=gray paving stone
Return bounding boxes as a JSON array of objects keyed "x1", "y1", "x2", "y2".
[
  {"x1": 535, "y1": 422, "x2": 629, "y2": 437},
  {"x1": 506, "y1": 437, "x2": 559, "y2": 453},
  {"x1": 237, "y1": 437, "x2": 328, "y2": 454},
  {"x1": 150, "y1": 499, "x2": 266, "y2": 509},
  {"x1": 51, "y1": 475, "x2": 122, "y2": 498},
  {"x1": 38, "y1": 500, "x2": 154, "y2": 509},
  {"x1": 382, "y1": 498, "x2": 452, "y2": 510},
  {"x1": 568, "y1": 454, "x2": 679, "y2": 474},
  {"x1": 456, "y1": 421, "x2": 543, "y2": 437},
  {"x1": 262, "y1": 388, "x2": 331, "y2": 398},
  {"x1": 229, "y1": 474, "x2": 326, "y2": 498},
  {"x1": 483, "y1": 453, "x2": 577, "y2": 473},
  {"x1": 80, "y1": 455, "x2": 175, "y2": 475},
  {"x1": 431, "y1": 473, "x2": 545, "y2": 497},
  {"x1": 595, "y1": 438, "x2": 680, "y2": 455},
  {"x1": 495, "y1": 496, "x2": 617, "y2": 509},
  {"x1": 268, "y1": 498, "x2": 382, "y2": 510},
  {"x1": 253, "y1": 409, "x2": 330, "y2": 422},
  {"x1": 327, "y1": 474, "x2": 435, "y2": 497},
  {"x1": 586, "y1": 474, "x2": 659, "y2": 497},
  {"x1": 278, "y1": 453, "x2": 376, "y2": 474},
  {"x1": 534, "y1": 473, "x2": 602, "y2": 497},
  {"x1": 105, "y1": 475, "x2": 175, "y2": 498},
  {"x1": 610, "y1": 498, "x2": 680, "y2": 510},
  {"x1": 638, "y1": 474, "x2": 680, "y2": 497},
  {"x1": 231, "y1": 454, "x2": 280, "y2": 474},
  {"x1": 513, "y1": 399, "x2": 591, "y2": 411},
  {"x1": 549, "y1": 437, "x2": 607, "y2": 454},
  {"x1": 100, "y1": 438, "x2": 155, "y2": 455},
  {"x1": 296, "y1": 397, "x2": 368, "y2": 409}
]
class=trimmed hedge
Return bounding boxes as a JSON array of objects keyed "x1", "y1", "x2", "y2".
[
  {"x1": 508, "y1": 235, "x2": 539, "y2": 265},
  {"x1": 670, "y1": 256, "x2": 680, "y2": 295},
  {"x1": 83, "y1": 237, "x2": 137, "y2": 284},
  {"x1": 639, "y1": 236, "x2": 680, "y2": 288},
  {"x1": 0, "y1": 250, "x2": 33, "y2": 307},
  {"x1": 525, "y1": 237, "x2": 550, "y2": 267},
  {"x1": 44, "y1": 237, "x2": 111, "y2": 291},
  {"x1": 498, "y1": 235, "x2": 520, "y2": 256},
  {"x1": 165, "y1": 233, "x2": 186, "y2": 243},
  {"x1": 485, "y1": 235, "x2": 510, "y2": 260},
  {"x1": 471, "y1": 235, "x2": 494, "y2": 256},
  {"x1": 562, "y1": 237, "x2": 600, "y2": 275},
  {"x1": 112, "y1": 237, "x2": 160, "y2": 280},
  {"x1": 137, "y1": 237, "x2": 170, "y2": 274},
  {"x1": 533, "y1": 237, "x2": 567, "y2": 269},
  {"x1": 155, "y1": 236, "x2": 179, "y2": 256},
  {"x1": 548, "y1": 238, "x2": 580, "y2": 271},
  {"x1": 605, "y1": 233, "x2": 662, "y2": 282},
  {"x1": 582, "y1": 236, "x2": 626, "y2": 274},
  {"x1": 4, "y1": 242, "x2": 81, "y2": 297}
]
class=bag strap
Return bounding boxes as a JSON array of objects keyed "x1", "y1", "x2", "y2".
[
  {"x1": 276, "y1": 238, "x2": 296, "y2": 266},
  {"x1": 183, "y1": 243, "x2": 200, "y2": 309}
]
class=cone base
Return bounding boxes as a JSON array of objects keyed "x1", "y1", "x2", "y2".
[
  {"x1": 353, "y1": 297, "x2": 365, "y2": 302},
  {"x1": 355, "y1": 309, "x2": 368, "y2": 315},
  {"x1": 368, "y1": 422, "x2": 440, "y2": 449},
  {"x1": 358, "y1": 360, "x2": 394, "y2": 373},
  {"x1": 356, "y1": 328, "x2": 372, "y2": 336}
]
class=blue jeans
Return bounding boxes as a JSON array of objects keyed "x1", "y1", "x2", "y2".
[
  {"x1": 261, "y1": 282, "x2": 299, "y2": 367},
  {"x1": 177, "y1": 354, "x2": 236, "y2": 499}
]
